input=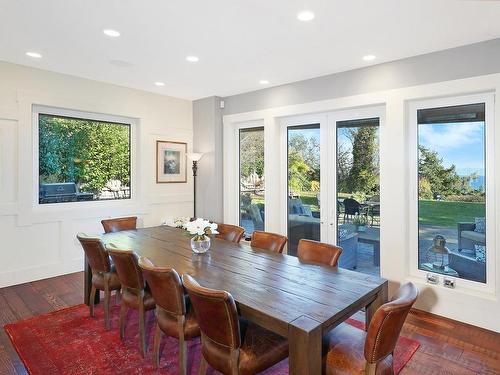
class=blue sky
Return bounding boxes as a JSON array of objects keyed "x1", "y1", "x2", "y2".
[
  {"x1": 418, "y1": 122, "x2": 485, "y2": 176},
  {"x1": 337, "y1": 127, "x2": 379, "y2": 154},
  {"x1": 289, "y1": 127, "x2": 319, "y2": 140},
  {"x1": 290, "y1": 123, "x2": 485, "y2": 178}
]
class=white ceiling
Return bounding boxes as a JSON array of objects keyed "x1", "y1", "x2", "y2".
[{"x1": 1, "y1": 0, "x2": 500, "y2": 100}]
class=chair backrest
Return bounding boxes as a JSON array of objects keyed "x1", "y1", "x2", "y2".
[
  {"x1": 251, "y1": 231, "x2": 288, "y2": 253},
  {"x1": 182, "y1": 274, "x2": 241, "y2": 349},
  {"x1": 216, "y1": 223, "x2": 245, "y2": 243},
  {"x1": 343, "y1": 198, "x2": 360, "y2": 215},
  {"x1": 101, "y1": 216, "x2": 137, "y2": 233},
  {"x1": 138, "y1": 257, "x2": 185, "y2": 316},
  {"x1": 364, "y1": 282, "x2": 418, "y2": 364},
  {"x1": 297, "y1": 239, "x2": 343, "y2": 267},
  {"x1": 77, "y1": 233, "x2": 111, "y2": 273},
  {"x1": 106, "y1": 245, "x2": 145, "y2": 291}
]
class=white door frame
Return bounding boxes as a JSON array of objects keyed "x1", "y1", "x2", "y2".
[
  {"x1": 279, "y1": 113, "x2": 328, "y2": 246},
  {"x1": 223, "y1": 119, "x2": 265, "y2": 228},
  {"x1": 327, "y1": 106, "x2": 386, "y2": 245},
  {"x1": 278, "y1": 105, "x2": 385, "y2": 249}
]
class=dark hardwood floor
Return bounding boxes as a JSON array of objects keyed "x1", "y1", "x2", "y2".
[{"x1": 0, "y1": 272, "x2": 499, "y2": 374}]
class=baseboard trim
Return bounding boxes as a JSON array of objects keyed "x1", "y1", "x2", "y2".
[{"x1": 0, "y1": 258, "x2": 83, "y2": 288}]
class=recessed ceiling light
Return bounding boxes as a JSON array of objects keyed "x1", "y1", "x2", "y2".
[
  {"x1": 363, "y1": 54, "x2": 376, "y2": 61},
  {"x1": 154, "y1": 81, "x2": 165, "y2": 87},
  {"x1": 297, "y1": 10, "x2": 315, "y2": 22},
  {"x1": 103, "y1": 29, "x2": 120, "y2": 37},
  {"x1": 186, "y1": 55, "x2": 199, "y2": 63},
  {"x1": 26, "y1": 51, "x2": 42, "y2": 58},
  {"x1": 259, "y1": 80, "x2": 270, "y2": 85}
]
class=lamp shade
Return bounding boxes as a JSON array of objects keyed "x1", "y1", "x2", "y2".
[{"x1": 187, "y1": 152, "x2": 204, "y2": 162}]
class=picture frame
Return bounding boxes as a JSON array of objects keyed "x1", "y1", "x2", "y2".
[{"x1": 156, "y1": 140, "x2": 187, "y2": 183}]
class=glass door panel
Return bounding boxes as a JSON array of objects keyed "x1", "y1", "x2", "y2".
[
  {"x1": 287, "y1": 124, "x2": 321, "y2": 255},
  {"x1": 239, "y1": 127, "x2": 265, "y2": 237},
  {"x1": 336, "y1": 118, "x2": 380, "y2": 275}
]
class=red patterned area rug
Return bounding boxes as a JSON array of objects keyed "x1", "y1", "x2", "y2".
[{"x1": 5, "y1": 304, "x2": 419, "y2": 374}]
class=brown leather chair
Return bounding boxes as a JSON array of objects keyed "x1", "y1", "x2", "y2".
[
  {"x1": 250, "y1": 231, "x2": 288, "y2": 253},
  {"x1": 182, "y1": 274, "x2": 288, "y2": 375},
  {"x1": 297, "y1": 239, "x2": 343, "y2": 267},
  {"x1": 324, "y1": 282, "x2": 418, "y2": 375},
  {"x1": 77, "y1": 233, "x2": 121, "y2": 330},
  {"x1": 216, "y1": 223, "x2": 245, "y2": 243},
  {"x1": 101, "y1": 216, "x2": 138, "y2": 233},
  {"x1": 138, "y1": 257, "x2": 200, "y2": 372},
  {"x1": 107, "y1": 245, "x2": 155, "y2": 357}
]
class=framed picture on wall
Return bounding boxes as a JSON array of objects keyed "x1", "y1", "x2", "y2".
[{"x1": 156, "y1": 140, "x2": 187, "y2": 183}]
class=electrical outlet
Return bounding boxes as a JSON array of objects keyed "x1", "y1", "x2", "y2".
[
  {"x1": 426, "y1": 273, "x2": 439, "y2": 284},
  {"x1": 443, "y1": 277, "x2": 455, "y2": 289}
]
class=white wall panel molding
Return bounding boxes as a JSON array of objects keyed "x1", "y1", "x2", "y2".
[
  {"x1": 0, "y1": 62, "x2": 193, "y2": 288},
  {"x1": 147, "y1": 193, "x2": 193, "y2": 206},
  {"x1": 0, "y1": 204, "x2": 18, "y2": 216}
]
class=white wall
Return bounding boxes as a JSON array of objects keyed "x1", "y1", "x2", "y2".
[
  {"x1": 223, "y1": 73, "x2": 500, "y2": 333},
  {"x1": 0, "y1": 61, "x2": 193, "y2": 288},
  {"x1": 192, "y1": 96, "x2": 224, "y2": 222}
]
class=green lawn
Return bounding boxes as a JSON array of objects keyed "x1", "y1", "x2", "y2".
[
  {"x1": 419, "y1": 200, "x2": 485, "y2": 227},
  {"x1": 298, "y1": 191, "x2": 320, "y2": 212},
  {"x1": 249, "y1": 194, "x2": 484, "y2": 228}
]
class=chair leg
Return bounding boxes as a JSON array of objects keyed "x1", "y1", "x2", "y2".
[
  {"x1": 153, "y1": 323, "x2": 162, "y2": 368},
  {"x1": 178, "y1": 334, "x2": 187, "y2": 375},
  {"x1": 139, "y1": 301, "x2": 146, "y2": 357},
  {"x1": 115, "y1": 288, "x2": 121, "y2": 304},
  {"x1": 365, "y1": 362, "x2": 378, "y2": 375},
  {"x1": 119, "y1": 302, "x2": 127, "y2": 340},
  {"x1": 89, "y1": 285, "x2": 96, "y2": 317},
  {"x1": 230, "y1": 349, "x2": 239, "y2": 375},
  {"x1": 104, "y1": 284, "x2": 111, "y2": 330},
  {"x1": 198, "y1": 356, "x2": 208, "y2": 375}
]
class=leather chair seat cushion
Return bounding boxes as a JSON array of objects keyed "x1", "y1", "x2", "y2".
[
  {"x1": 324, "y1": 323, "x2": 393, "y2": 375},
  {"x1": 91, "y1": 267, "x2": 121, "y2": 291},
  {"x1": 201, "y1": 321, "x2": 288, "y2": 375},
  {"x1": 121, "y1": 288, "x2": 156, "y2": 310},
  {"x1": 239, "y1": 322, "x2": 288, "y2": 375},
  {"x1": 157, "y1": 306, "x2": 200, "y2": 340}
]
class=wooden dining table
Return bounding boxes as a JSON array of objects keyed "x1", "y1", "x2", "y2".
[{"x1": 84, "y1": 226, "x2": 388, "y2": 375}]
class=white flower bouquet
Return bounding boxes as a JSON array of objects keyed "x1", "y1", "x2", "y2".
[{"x1": 183, "y1": 218, "x2": 219, "y2": 241}]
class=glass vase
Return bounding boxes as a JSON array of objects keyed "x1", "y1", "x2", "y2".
[{"x1": 191, "y1": 235, "x2": 211, "y2": 254}]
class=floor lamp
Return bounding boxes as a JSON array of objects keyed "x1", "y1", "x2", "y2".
[{"x1": 187, "y1": 152, "x2": 204, "y2": 218}]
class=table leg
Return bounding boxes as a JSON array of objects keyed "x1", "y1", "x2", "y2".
[
  {"x1": 374, "y1": 241, "x2": 380, "y2": 266},
  {"x1": 365, "y1": 282, "x2": 388, "y2": 329},
  {"x1": 84, "y1": 257, "x2": 100, "y2": 306},
  {"x1": 288, "y1": 316, "x2": 322, "y2": 375}
]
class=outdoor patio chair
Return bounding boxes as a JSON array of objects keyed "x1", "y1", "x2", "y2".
[{"x1": 343, "y1": 198, "x2": 362, "y2": 222}]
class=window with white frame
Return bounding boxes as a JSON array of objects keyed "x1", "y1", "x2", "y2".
[
  {"x1": 415, "y1": 101, "x2": 488, "y2": 284},
  {"x1": 37, "y1": 111, "x2": 131, "y2": 204}
]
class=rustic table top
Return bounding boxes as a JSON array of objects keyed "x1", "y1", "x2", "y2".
[{"x1": 102, "y1": 226, "x2": 387, "y2": 336}]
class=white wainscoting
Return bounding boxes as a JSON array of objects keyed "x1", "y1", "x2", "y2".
[{"x1": 0, "y1": 61, "x2": 194, "y2": 288}]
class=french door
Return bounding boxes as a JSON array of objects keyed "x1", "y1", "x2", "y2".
[{"x1": 283, "y1": 107, "x2": 383, "y2": 276}]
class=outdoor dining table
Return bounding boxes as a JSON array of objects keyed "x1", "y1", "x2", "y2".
[{"x1": 84, "y1": 226, "x2": 388, "y2": 375}]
